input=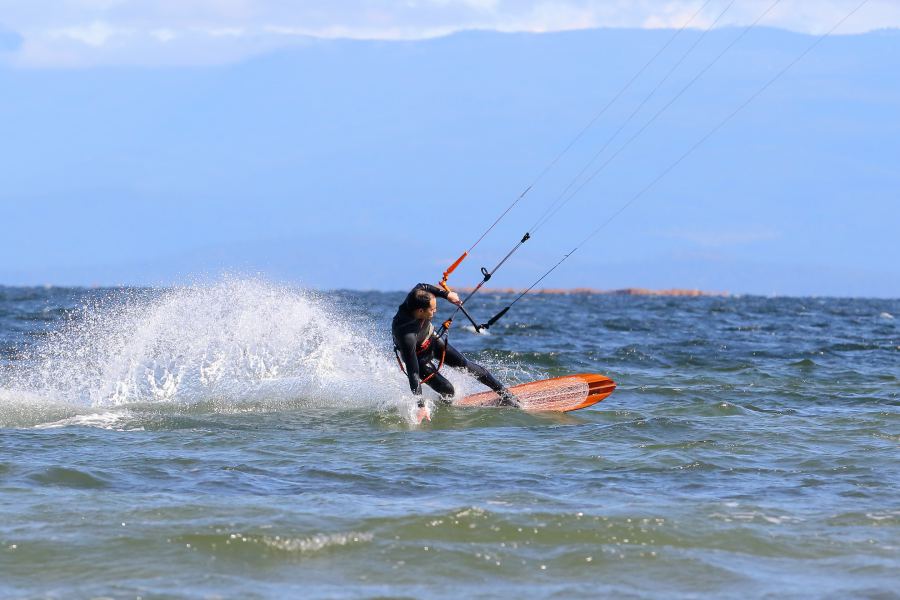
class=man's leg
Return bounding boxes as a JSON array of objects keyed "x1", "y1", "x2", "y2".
[
  {"x1": 436, "y1": 339, "x2": 519, "y2": 407},
  {"x1": 419, "y1": 359, "x2": 455, "y2": 403}
]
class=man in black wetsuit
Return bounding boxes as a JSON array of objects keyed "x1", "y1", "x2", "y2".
[{"x1": 392, "y1": 283, "x2": 517, "y2": 406}]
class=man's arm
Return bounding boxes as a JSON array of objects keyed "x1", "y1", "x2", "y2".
[
  {"x1": 413, "y1": 283, "x2": 461, "y2": 306},
  {"x1": 413, "y1": 283, "x2": 448, "y2": 299},
  {"x1": 398, "y1": 331, "x2": 423, "y2": 394}
]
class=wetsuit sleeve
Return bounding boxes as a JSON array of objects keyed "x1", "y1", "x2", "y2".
[
  {"x1": 397, "y1": 331, "x2": 423, "y2": 394},
  {"x1": 413, "y1": 283, "x2": 449, "y2": 300}
]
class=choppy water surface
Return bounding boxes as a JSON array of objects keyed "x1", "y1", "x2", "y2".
[{"x1": 1, "y1": 280, "x2": 897, "y2": 599}]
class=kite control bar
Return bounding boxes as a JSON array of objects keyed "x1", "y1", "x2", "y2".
[
  {"x1": 439, "y1": 278, "x2": 482, "y2": 333},
  {"x1": 437, "y1": 251, "x2": 482, "y2": 334}
]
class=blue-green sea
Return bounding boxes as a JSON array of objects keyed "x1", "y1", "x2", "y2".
[{"x1": 1, "y1": 280, "x2": 897, "y2": 599}]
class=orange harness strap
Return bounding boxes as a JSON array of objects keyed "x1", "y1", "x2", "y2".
[{"x1": 421, "y1": 343, "x2": 447, "y2": 384}]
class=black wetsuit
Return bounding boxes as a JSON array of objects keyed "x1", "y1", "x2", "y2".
[{"x1": 392, "y1": 283, "x2": 505, "y2": 399}]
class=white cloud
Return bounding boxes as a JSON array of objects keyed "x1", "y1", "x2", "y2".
[
  {"x1": 508, "y1": 3, "x2": 601, "y2": 33},
  {"x1": 47, "y1": 21, "x2": 128, "y2": 47},
  {"x1": 0, "y1": 0, "x2": 896, "y2": 67}
]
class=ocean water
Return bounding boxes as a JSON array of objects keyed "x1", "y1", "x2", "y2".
[{"x1": 0, "y1": 279, "x2": 897, "y2": 599}]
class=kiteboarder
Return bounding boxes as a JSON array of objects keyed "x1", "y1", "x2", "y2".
[{"x1": 392, "y1": 283, "x2": 518, "y2": 406}]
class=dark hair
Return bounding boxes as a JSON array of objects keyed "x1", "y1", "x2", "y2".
[{"x1": 405, "y1": 288, "x2": 435, "y2": 311}]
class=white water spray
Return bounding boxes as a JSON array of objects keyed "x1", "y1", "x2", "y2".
[{"x1": 3, "y1": 278, "x2": 418, "y2": 421}]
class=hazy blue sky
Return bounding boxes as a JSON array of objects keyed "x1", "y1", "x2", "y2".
[
  {"x1": 1, "y1": 3, "x2": 897, "y2": 296},
  {"x1": 0, "y1": 1, "x2": 896, "y2": 66}
]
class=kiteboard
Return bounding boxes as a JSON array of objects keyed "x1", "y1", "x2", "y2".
[{"x1": 455, "y1": 373, "x2": 616, "y2": 412}]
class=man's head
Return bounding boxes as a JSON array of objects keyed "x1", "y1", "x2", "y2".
[{"x1": 407, "y1": 289, "x2": 438, "y2": 321}]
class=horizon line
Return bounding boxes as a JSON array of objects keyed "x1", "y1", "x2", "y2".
[{"x1": 0, "y1": 283, "x2": 896, "y2": 301}]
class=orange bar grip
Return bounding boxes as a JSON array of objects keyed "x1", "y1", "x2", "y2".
[
  {"x1": 441, "y1": 252, "x2": 468, "y2": 284},
  {"x1": 444, "y1": 252, "x2": 469, "y2": 281}
]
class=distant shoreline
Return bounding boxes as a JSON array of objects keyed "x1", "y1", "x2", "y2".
[
  {"x1": 0, "y1": 284, "x2": 730, "y2": 297},
  {"x1": 455, "y1": 287, "x2": 729, "y2": 297}
]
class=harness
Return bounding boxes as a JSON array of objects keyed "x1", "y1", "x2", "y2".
[{"x1": 394, "y1": 318, "x2": 451, "y2": 385}]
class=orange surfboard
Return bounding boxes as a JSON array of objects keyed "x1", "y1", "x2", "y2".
[{"x1": 455, "y1": 373, "x2": 616, "y2": 412}]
